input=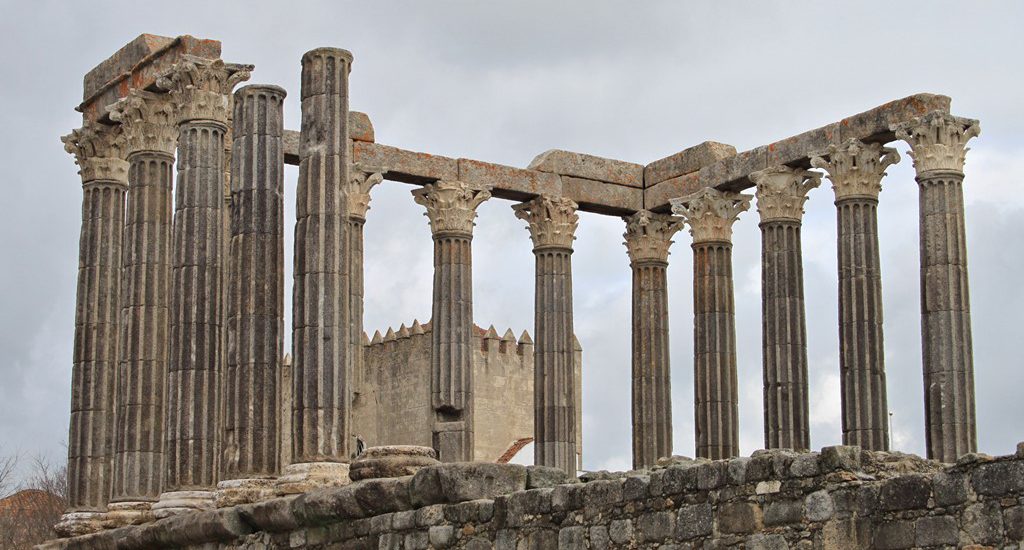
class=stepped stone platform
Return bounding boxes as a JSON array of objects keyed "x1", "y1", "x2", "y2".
[{"x1": 40, "y1": 444, "x2": 1024, "y2": 549}]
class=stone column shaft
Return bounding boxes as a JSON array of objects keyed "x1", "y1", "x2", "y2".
[
  {"x1": 414, "y1": 180, "x2": 491, "y2": 462},
  {"x1": 345, "y1": 169, "x2": 383, "y2": 400},
  {"x1": 515, "y1": 196, "x2": 579, "y2": 474},
  {"x1": 222, "y1": 84, "x2": 287, "y2": 486},
  {"x1": 672, "y1": 188, "x2": 750, "y2": 460},
  {"x1": 813, "y1": 139, "x2": 899, "y2": 451},
  {"x1": 292, "y1": 48, "x2": 352, "y2": 464},
  {"x1": 623, "y1": 211, "x2": 682, "y2": 469},
  {"x1": 59, "y1": 124, "x2": 129, "y2": 534},
  {"x1": 751, "y1": 166, "x2": 820, "y2": 451},
  {"x1": 105, "y1": 91, "x2": 178, "y2": 518},
  {"x1": 895, "y1": 112, "x2": 981, "y2": 461},
  {"x1": 158, "y1": 58, "x2": 251, "y2": 511}
]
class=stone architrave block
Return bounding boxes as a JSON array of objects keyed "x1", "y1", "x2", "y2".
[
  {"x1": 837, "y1": 93, "x2": 951, "y2": 143},
  {"x1": 352, "y1": 142, "x2": 459, "y2": 182},
  {"x1": 457, "y1": 158, "x2": 561, "y2": 200},
  {"x1": 644, "y1": 171, "x2": 701, "y2": 210},
  {"x1": 644, "y1": 141, "x2": 737, "y2": 186},
  {"x1": 528, "y1": 149, "x2": 644, "y2": 187},
  {"x1": 560, "y1": 176, "x2": 642, "y2": 213}
]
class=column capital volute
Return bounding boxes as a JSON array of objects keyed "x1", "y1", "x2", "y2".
[
  {"x1": 412, "y1": 179, "x2": 492, "y2": 238},
  {"x1": 157, "y1": 56, "x2": 253, "y2": 126},
  {"x1": 622, "y1": 210, "x2": 683, "y2": 265},
  {"x1": 62, "y1": 121, "x2": 129, "y2": 186},
  {"x1": 810, "y1": 139, "x2": 900, "y2": 203},
  {"x1": 892, "y1": 111, "x2": 980, "y2": 177},
  {"x1": 670, "y1": 187, "x2": 751, "y2": 245},
  {"x1": 107, "y1": 89, "x2": 179, "y2": 157},
  {"x1": 345, "y1": 165, "x2": 386, "y2": 222},
  {"x1": 512, "y1": 195, "x2": 579, "y2": 252},
  {"x1": 751, "y1": 165, "x2": 821, "y2": 224}
]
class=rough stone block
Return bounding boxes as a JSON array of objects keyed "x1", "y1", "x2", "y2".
[
  {"x1": 727, "y1": 457, "x2": 751, "y2": 484},
  {"x1": 529, "y1": 149, "x2": 644, "y2": 187},
  {"x1": 915, "y1": 516, "x2": 959, "y2": 547},
  {"x1": 764, "y1": 500, "x2": 803, "y2": 526},
  {"x1": 932, "y1": 471, "x2": 969, "y2": 506},
  {"x1": 411, "y1": 463, "x2": 527, "y2": 506},
  {"x1": 789, "y1": 453, "x2": 821, "y2": 478},
  {"x1": 558, "y1": 526, "x2": 587, "y2": 547},
  {"x1": 525, "y1": 465, "x2": 577, "y2": 489},
  {"x1": 415, "y1": 504, "x2": 445, "y2": 527},
  {"x1": 560, "y1": 176, "x2": 642, "y2": 214},
  {"x1": 428, "y1": 525, "x2": 455, "y2": 548},
  {"x1": 804, "y1": 490, "x2": 835, "y2": 522},
  {"x1": 551, "y1": 482, "x2": 586, "y2": 512},
  {"x1": 645, "y1": 141, "x2": 737, "y2": 186},
  {"x1": 582, "y1": 479, "x2": 624, "y2": 510},
  {"x1": 350, "y1": 111, "x2": 374, "y2": 143},
  {"x1": 637, "y1": 510, "x2": 674, "y2": 542},
  {"x1": 873, "y1": 520, "x2": 915, "y2": 550},
  {"x1": 609, "y1": 519, "x2": 633, "y2": 544},
  {"x1": 1004, "y1": 505, "x2": 1024, "y2": 540},
  {"x1": 972, "y1": 461, "x2": 1024, "y2": 496},
  {"x1": 589, "y1": 525, "x2": 610, "y2": 549},
  {"x1": 352, "y1": 477, "x2": 413, "y2": 517},
  {"x1": 661, "y1": 464, "x2": 699, "y2": 495},
  {"x1": 391, "y1": 510, "x2": 416, "y2": 531},
  {"x1": 237, "y1": 496, "x2": 300, "y2": 532},
  {"x1": 878, "y1": 474, "x2": 931, "y2": 511},
  {"x1": 458, "y1": 159, "x2": 561, "y2": 201},
  {"x1": 500, "y1": 487, "x2": 553, "y2": 527},
  {"x1": 717, "y1": 502, "x2": 763, "y2": 534},
  {"x1": 820, "y1": 446, "x2": 862, "y2": 473},
  {"x1": 622, "y1": 475, "x2": 651, "y2": 501},
  {"x1": 405, "y1": 531, "x2": 429, "y2": 550},
  {"x1": 746, "y1": 533, "x2": 790, "y2": 550},
  {"x1": 444, "y1": 499, "x2": 494, "y2": 524},
  {"x1": 696, "y1": 461, "x2": 728, "y2": 490},
  {"x1": 290, "y1": 485, "x2": 362, "y2": 524},
  {"x1": 963, "y1": 501, "x2": 1005, "y2": 545}
]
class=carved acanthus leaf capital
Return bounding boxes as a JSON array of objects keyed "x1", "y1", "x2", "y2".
[
  {"x1": 346, "y1": 165, "x2": 386, "y2": 221},
  {"x1": 157, "y1": 56, "x2": 253, "y2": 125},
  {"x1": 750, "y1": 166, "x2": 821, "y2": 224},
  {"x1": 512, "y1": 196, "x2": 579, "y2": 251},
  {"x1": 670, "y1": 187, "x2": 751, "y2": 244},
  {"x1": 62, "y1": 122, "x2": 129, "y2": 185},
  {"x1": 810, "y1": 139, "x2": 900, "y2": 202},
  {"x1": 622, "y1": 210, "x2": 684, "y2": 264},
  {"x1": 892, "y1": 111, "x2": 980, "y2": 176},
  {"x1": 107, "y1": 90, "x2": 178, "y2": 156},
  {"x1": 412, "y1": 180, "x2": 492, "y2": 237}
]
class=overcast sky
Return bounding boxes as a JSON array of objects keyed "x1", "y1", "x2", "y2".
[{"x1": 2, "y1": 1, "x2": 1023, "y2": 483}]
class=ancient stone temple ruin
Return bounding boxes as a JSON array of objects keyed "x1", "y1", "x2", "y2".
[{"x1": 47, "y1": 34, "x2": 1024, "y2": 548}]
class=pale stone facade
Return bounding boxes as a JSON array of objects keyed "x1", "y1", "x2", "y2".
[{"x1": 54, "y1": 33, "x2": 996, "y2": 545}]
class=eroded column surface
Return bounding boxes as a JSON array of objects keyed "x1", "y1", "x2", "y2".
[
  {"x1": 812, "y1": 139, "x2": 899, "y2": 451},
  {"x1": 413, "y1": 180, "x2": 491, "y2": 462},
  {"x1": 514, "y1": 196, "x2": 579, "y2": 474},
  {"x1": 104, "y1": 91, "x2": 178, "y2": 525},
  {"x1": 672, "y1": 188, "x2": 750, "y2": 460},
  {"x1": 344, "y1": 167, "x2": 384, "y2": 401},
  {"x1": 156, "y1": 57, "x2": 252, "y2": 516},
  {"x1": 894, "y1": 112, "x2": 980, "y2": 462},
  {"x1": 622, "y1": 211, "x2": 683, "y2": 469},
  {"x1": 57, "y1": 122, "x2": 129, "y2": 537},
  {"x1": 750, "y1": 166, "x2": 820, "y2": 451},
  {"x1": 218, "y1": 84, "x2": 286, "y2": 506},
  {"x1": 285, "y1": 48, "x2": 354, "y2": 491}
]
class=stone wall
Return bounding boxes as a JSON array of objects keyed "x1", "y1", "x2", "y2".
[{"x1": 42, "y1": 444, "x2": 1024, "y2": 549}]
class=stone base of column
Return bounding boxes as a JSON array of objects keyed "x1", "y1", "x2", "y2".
[
  {"x1": 275, "y1": 462, "x2": 351, "y2": 495},
  {"x1": 103, "y1": 501, "x2": 154, "y2": 528},
  {"x1": 54, "y1": 511, "x2": 107, "y2": 538},
  {"x1": 151, "y1": 490, "x2": 215, "y2": 519},
  {"x1": 215, "y1": 478, "x2": 278, "y2": 507}
]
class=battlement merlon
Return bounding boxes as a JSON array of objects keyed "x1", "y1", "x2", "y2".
[
  {"x1": 281, "y1": 93, "x2": 953, "y2": 215},
  {"x1": 79, "y1": 34, "x2": 222, "y2": 123}
]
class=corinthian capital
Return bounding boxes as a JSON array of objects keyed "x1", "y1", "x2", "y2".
[
  {"x1": 345, "y1": 166, "x2": 385, "y2": 221},
  {"x1": 61, "y1": 121, "x2": 129, "y2": 185},
  {"x1": 670, "y1": 187, "x2": 751, "y2": 244},
  {"x1": 622, "y1": 210, "x2": 684, "y2": 264},
  {"x1": 107, "y1": 90, "x2": 178, "y2": 156},
  {"x1": 892, "y1": 111, "x2": 980, "y2": 176},
  {"x1": 750, "y1": 166, "x2": 821, "y2": 224},
  {"x1": 512, "y1": 196, "x2": 579, "y2": 251},
  {"x1": 412, "y1": 180, "x2": 492, "y2": 237},
  {"x1": 157, "y1": 56, "x2": 253, "y2": 125},
  {"x1": 810, "y1": 139, "x2": 900, "y2": 202}
]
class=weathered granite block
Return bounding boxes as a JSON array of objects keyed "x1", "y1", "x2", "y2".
[
  {"x1": 644, "y1": 141, "x2": 737, "y2": 186},
  {"x1": 529, "y1": 149, "x2": 643, "y2": 187}
]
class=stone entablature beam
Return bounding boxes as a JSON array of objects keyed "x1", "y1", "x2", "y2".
[
  {"x1": 513, "y1": 196, "x2": 580, "y2": 474},
  {"x1": 672, "y1": 188, "x2": 751, "y2": 460},
  {"x1": 750, "y1": 166, "x2": 820, "y2": 452},
  {"x1": 622, "y1": 210, "x2": 683, "y2": 469},
  {"x1": 893, "y1": 112, "x2": 981, "y2": 462}
]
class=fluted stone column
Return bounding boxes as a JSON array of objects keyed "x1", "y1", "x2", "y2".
[
  {"x1": 514, "y1": 196, "x2": 580, "y2": 474},
  {"x1": 103, "y1": 91, "x2": 178, "y2": 525},
  {"x1": 345, "y1": 167, "x2": 384, "y2": 400},
  {"x1": 282, "y1": 48, "x2": 354, "y2": 493},
  {"x1": 671, "y1": 188, "x2": 751, "y2": 460},
  {"x1": 216, "y1": 84, "x2": 287, "y2": 506},
  {"x1": 894, "y1": 112, "x2": 981, "y2": 462},
  {"x1": 154, "y1": 58, "x2": 252, "y2": 517},
  {"x1": 622, "y1": 211, "x2": 683, "y2": 469},
  {"x1": 750, "y1": 167, "x2": 820, "y2": 451},
  {"x1": 812, "y1": 139, "x2": 900, "y2": 451},
  {"x1": 56, "y1": 123, "x2": 129, "y2": 537},
  {"x1": 413, "y1": 180, "x2": 491, "y2": 462}
]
